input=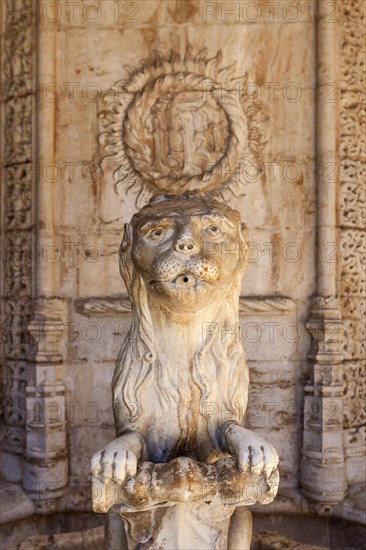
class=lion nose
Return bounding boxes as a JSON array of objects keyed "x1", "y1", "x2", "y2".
[{"x1": 174, "y1": 236, "x2": 199, "y2": 255}]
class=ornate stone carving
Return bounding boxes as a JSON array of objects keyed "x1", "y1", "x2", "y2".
[
  {"x1": 340, "y1": 95, "x2": 366, "y2": 159},
  {"x1": 339, "y1": 0, "x2": 366, "y2": 93},
  {"x1": 0, "y1": 0, "x2": 36, "y2": 478},
  {"x1": 3, "y1": 95, "x2": 33, "y2": 162},
  {"x1": 22, "y1": 299, "x2": 68, "y2": 499},
  {"x1": 341, "y1": 317, "x2": 366, "y2": 361},
  {"x1": 339, "y1": 0, "x2": 366, "y2": 454},
  {"x1": 309, "y1": 296, "x2": 339, "y2": 311},
  {"x1": 1, "y1": 0, "x2": 35, "y2": 94},
  {"x1": 343, "y1": 425, "x2": 366, "y2": 485},
  {"x1": 302, "y1": 298, "x2": 347, "y2": 510},
  {"x1": 3, "y1": 165, "x2": 33, "y2": 231},
  {"x1": 340, "y1": 160, "x2": 366, "y2": 229},
  {"x1": 340, "y1": 230, "x2": 366, "y2": 297},
  {"x1": 92, "y1": 192, "x2": 279, "y2": 549},
  {"x1": 343, "y1": 363, "x2": 366, "y2": 430},
  {"x1": 100, "y1": 50, "x2": 267, "y2": 207}
]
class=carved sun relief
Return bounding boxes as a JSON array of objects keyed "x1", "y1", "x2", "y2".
[{"x1": 99, "y1": 49, "x2": 267, "y2": 207}]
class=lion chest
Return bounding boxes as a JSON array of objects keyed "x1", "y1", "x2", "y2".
[{"x1": 139, "y1": 359, "x2": 213, "y2": 462}]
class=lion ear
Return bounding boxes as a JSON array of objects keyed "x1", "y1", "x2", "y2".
[
  {"x1": 121, "y1": 223, "x2": 133, "y2": 253},
  {"x1": 119, "y1": 223, "x2": 134, "y2": 286},
  {"x1": 240, "y1": 223, "x2": 248, "y2": 243},
  {"x1": 240, "y1": 223, "x2": 249, "y2": 265}
]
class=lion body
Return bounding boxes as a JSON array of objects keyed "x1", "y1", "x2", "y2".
[{"x1": 112, "y1": 193, "x2": 249, "y2": 465}]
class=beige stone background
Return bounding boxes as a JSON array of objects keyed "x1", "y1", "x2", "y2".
[{"x1": 0, "y1": 0, "x2": 365, "y2": 549}]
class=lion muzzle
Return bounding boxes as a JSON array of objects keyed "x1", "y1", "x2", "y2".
[{"x1": 152, "y1": 256, "x2": 220, "y2": 284}]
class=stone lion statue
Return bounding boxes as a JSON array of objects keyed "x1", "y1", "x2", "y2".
[{"x1": 92, "y1": 191, "x2": 279, "y2": 549}]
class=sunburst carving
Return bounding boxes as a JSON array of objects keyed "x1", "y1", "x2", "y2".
[{"x1": 99, "y1": 49, "x2": 267, "y2": 207}]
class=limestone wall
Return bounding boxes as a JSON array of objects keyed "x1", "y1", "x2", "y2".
[
  {"x1": 1, "y1": 0, "x2": 365, "y2": 540},
  {"x1": 48, "y1": 0, "x2": 315, "y2": 502}
]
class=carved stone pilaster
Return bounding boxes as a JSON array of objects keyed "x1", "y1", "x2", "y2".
[
  {"x1": 301, "y1": 297, "x2": 347, "y2": 510},
  {"x1": 23, "y1": 299, "x2": 68, "y2": 499},
  {"x1": 18, "y1": 0, "x2": 69, "y2": 502},
  {"x1": 300, "y1": 0, "x2": 348, "y2": 510},
  {"x1": 1, "y1": 1, "x2": 69, "y2": 502}
]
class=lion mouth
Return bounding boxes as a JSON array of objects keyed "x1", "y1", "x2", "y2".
[
  {"x1": 149, "y1": 272, "x2": 200, "y2": 290},
  {"x1": 173, "y1": 273, "x2": 197, "y2": 288}
]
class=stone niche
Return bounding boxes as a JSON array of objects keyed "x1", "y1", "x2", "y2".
[{"x1": 0, "y1": 1, "x2": 365, "y2": 549}]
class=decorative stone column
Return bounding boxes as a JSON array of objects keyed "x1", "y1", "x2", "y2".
[
  {"x1": 300, "y1": 0, "x2": 347, "y2": 510},
  {"x1": 22, "y1": 0, "x2": 68, "y2": 500},
  {"x1": 23, "y1": 299, "x2": 68, "y2": 499}
]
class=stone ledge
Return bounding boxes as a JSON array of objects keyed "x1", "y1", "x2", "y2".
[
  {"x1": 75, "y1": 295, "x2": 296, "y2": 317},
  {"x1": 252, "y1": 531, "x2": 327, "y2": 550},
  {"x1": 7, "y1": 526, "x2": 104, "y2": 550},
  {"x1": 9, "y1": 528, "x2": 327, "y2": 550}
]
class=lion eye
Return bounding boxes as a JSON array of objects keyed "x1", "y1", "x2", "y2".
[
  {"x1": 148, "y1": 227, "x2": 165, "y2": 241},
  {"x1": 205, "y1": 225, "x2": 222, "y2": 237}
]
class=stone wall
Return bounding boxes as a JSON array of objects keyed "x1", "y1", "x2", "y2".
[
  {"x1": 1, "y1": 0, "x2": 365, "y2": 546},
  {"x1": 54, "y1": 0, "x2": 316, "y2": 505}
]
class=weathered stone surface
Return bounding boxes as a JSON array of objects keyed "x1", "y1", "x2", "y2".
[
  {"x1": 252, "y1": 530, "x2": 327, "y2": 550},
  {"x1": 7, "y1": 526, "x2": 104, "y2": 550},
  {"x1": 0, "y1": 0, "x2": 365, "y2": 547}
]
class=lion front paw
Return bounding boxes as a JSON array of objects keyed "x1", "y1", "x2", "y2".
[
  {"x1": 91, "y1": 433, "x2": 143, "y2": 485},
  {"x1": 223, "y1": 424, "x2": 279, "y2": 478}
]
